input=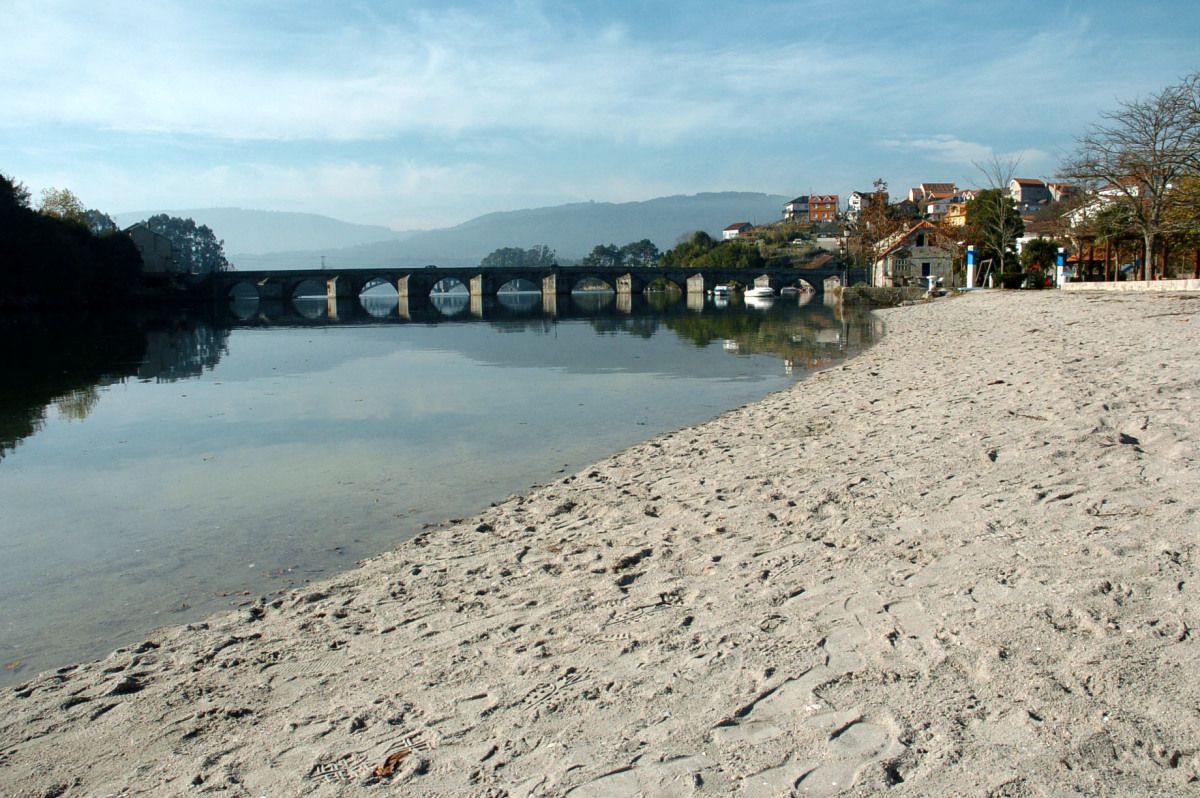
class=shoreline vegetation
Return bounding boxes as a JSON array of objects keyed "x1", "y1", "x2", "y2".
[{"x1": 2, "y1": 290, "x2": 1197, "y2": 795}]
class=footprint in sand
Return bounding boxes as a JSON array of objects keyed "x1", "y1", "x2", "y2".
[
  {"x1": 519, "y1": 667, "x2": 587, "y2": 712},
  {"x1": 710, "y1": 662, "x2": 904, "y2": 795},
  {"x1": 564, "y1": 754, "x2": 718, "y2": 797},
  {"x1": 883, "y1": 598, "x2": 938, "y2": 645},
  {"x1": 793, "y1": 719, "x2": 900, "y2": 796}
]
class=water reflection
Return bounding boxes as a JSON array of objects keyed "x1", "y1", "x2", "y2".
[
  {"x1": 0, "y1": 312, "x2": 229, "y2": 461},
  {"x1": 0, "y1": 294, "x2": 880, "y2": 684},
  {"x1": 496, "y1": 291, "x2": 540, "y2": 313}
]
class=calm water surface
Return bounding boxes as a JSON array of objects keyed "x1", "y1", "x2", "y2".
[{"x1": 0, "y1": 291, "x2": 880, "y2": 683}]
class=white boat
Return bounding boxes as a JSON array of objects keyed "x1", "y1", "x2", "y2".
[
  {"x1": 711, "y1": 284, "x2": 733, "y2": 296},
  {"x1": 744, "y1": 285, "x2": 775, "y2": 298}
]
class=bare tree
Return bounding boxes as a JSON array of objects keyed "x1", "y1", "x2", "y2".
[
  {"x1": 1060, "y1": 74, "x2": 1200, "y2": 280},
  {"x1": 968, "y1": 155, "x2": 1025, "y2": 280}
]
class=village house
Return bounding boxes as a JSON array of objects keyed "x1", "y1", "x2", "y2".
[
  {"x1": 872, "y1": 220, "x2": 957, "y2": 288},
  {"x1": 124, "y1": 223, "x2": 179, "y2": 274},
  {"x1": 847, "y1": 189, "x2": 887, "y2": 221},
  {"x1": 722, "y1": 222, "x2": 753, "y2": 240},
  {"x1": 783, "y1": 194, "x2": 839, "y2": 223},
  {"x1": 809, "y1": 195, "x2": 839, "y2": 223},
  {"x1": 783, "y1": 196, "x2": 809, "y2": 222},
  {"x1": 1008, "y1": 178, "x2": 1052, "y2": 213},
  {"x1": 907, "y1": 183, "x2": 957, "y2": 204}
]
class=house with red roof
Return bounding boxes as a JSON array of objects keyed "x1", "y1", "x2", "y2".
[
  {"x1": 907, "y1": 183, "x2": 958, "y2": 203},
  {"x1": 1008, "y1": 178, "x2": 1052, "y2": 213},
  {"x1": 722, "y1": 222, "x2": 753, "y2": 240}
]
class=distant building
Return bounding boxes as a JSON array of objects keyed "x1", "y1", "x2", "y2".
[
  {"x1": 872, "y1": 220, "x2": 957, "y2": 288},
  {"x1": 722, "y1": 222, "x2": 753, "y2": 240},
  {"x1": 847, "y1": 190, "x2": 888, "y2": 220},
  {"x1": 1047, "y1": 182, "x2": 1079, "y2": 203},
  {"x1": 1008, "y1": 178, "x2": 1052, "y2": 213},
  {"x1": 784, "y1": 194, "x2": 839, "y2": 223},
  {"x1": 809, "y1": 195, "x2": 840, "y2": 223},
  {"x1": 908, "y1": 183, "x2": 957, "y2": 203},
  {"x1": 124, "y1": 223, "x2": 179, "y2": 274},
  {"x1": 783, "y1": 196, "x2": 810, "y2": 222},
  {"x1": 943, "y1": 200, "x2": 969, "y2": 227}
]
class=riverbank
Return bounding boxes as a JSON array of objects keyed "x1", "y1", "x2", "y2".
[{"x1": 2, "y1": 290, "x2": 1197, "y2": 796}]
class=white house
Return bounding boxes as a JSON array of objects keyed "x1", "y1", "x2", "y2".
[{"x1": 722, "y1": 222, "x2": 753, "y2": 240}]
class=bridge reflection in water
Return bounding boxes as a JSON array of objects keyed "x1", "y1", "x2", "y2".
[{"x1": 227, "y1": 288, "x2": 827, "y2": 326}]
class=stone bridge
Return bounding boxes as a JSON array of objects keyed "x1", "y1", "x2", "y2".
[{"x1": 199, "y1": 264, "x2": 865, "y2": 303}]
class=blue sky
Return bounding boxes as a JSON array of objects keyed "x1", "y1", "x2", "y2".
[{"x1": 3, "y1": 1, "x2": 1197, "y2": 230}]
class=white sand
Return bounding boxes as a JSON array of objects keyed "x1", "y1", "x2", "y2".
[{"x1": 2, "y1": 290, "x2": 1198, "y2": 797}]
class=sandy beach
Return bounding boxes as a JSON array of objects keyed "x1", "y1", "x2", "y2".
[{"x1": 1, "y1": 289, "x2": 1197, "y2": 797}]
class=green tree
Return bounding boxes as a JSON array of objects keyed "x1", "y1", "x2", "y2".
[
  {"x1": 694, "y1": 240, "x2": 765, "y2": 269},
  {"x1": 144, "y1": 214, "x2": 231, "y2": 273},
  {"x1": 659, "y1": 231, "x2": 717, "y2": 267},
  {"x1": 480, "y1": 245, "x2": 556, "y2": 269},
  {"x1": 581, "y1": 243, "x2": 623, "y2": 268},
  {"x1": 38, "y1": 187, "x2": 88, "y2": 225},
  {"x1": 619, "y1": 239, "x2": 660, "y2": 267},
  {"x1": 965, "y1": 188, "x2": 1024, "y2": 279},
  {"x1": 1, "y1": 173, "x2": 32, "y2": 209},
  {"x1": 1021, "y1": 238, "x2": 1060, "y2": 271},
  {"x1": 1, "y1": 175, "x2": 142, "y2": 306},
  {"x1": 84, "y1": 209, "x2": 118, "y2": 236}
]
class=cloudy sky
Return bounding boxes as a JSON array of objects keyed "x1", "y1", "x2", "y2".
[{"x1": 3, "y1": 1, "x2": 1197, "y2": 230}]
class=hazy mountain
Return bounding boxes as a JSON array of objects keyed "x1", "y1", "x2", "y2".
[
  {"x1": 113, "y1": 208, "x2": 413, "y2": 256},
  {"x1": 235, "y1": 192, "x2": 790, "y2": 269}
]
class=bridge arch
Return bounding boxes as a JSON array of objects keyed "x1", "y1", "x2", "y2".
[
  {"x1": 226, "y1": 280, "x2": 261, "y2": 301},
  {"x1": 358, "y1": 275, "x2": 399, "y2": 297},
  {"x1": 497, "y1": 277, "x2": 541, "y2": 294},
  {"x1": 289, "y1": 277, "x2": 328, "y2": 299}
]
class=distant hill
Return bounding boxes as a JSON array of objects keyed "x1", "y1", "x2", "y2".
[
  {"x1": 236, "y1": 192, "x2": 790, "y2": 269},
  {"x1": 113, "y1": 208, "x2": 413, "y2": 256}
]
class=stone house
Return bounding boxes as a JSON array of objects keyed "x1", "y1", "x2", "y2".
[
  {"x1": 124, "y1": 223, "x2": 179, "y2": 274},
  {"x1": 872, "y1": 220, "x2": 957, "y2": 287}
]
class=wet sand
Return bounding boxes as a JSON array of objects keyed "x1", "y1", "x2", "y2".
[{"x1": 1, "y1": 289, "x2": 1197, "y2": 796}]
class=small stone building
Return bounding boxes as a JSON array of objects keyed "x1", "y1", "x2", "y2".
[
  {"x1": 872, "y1": 220, "x2": 957, "y2": 287},
  {"x1": 124, "y1": 223, "x2": 179, "y2": 273}
]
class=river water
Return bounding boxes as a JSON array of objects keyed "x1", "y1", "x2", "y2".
[{"x1": 0, "y1": 291, "x2": 880, "y2": 684}]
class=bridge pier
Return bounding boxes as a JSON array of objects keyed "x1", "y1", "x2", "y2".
[
  {"x1": 468, "y1": 274, "x2": 491, "y2": 298},
  {"x1": 687, "y1": 273, "x2": 708, "y2": 295},
  {"x1": 542, "y1": 272, "x2": 570, "y2": 296},
  {"x1": 616, "y1": 273, "x2": 646, "y2": 295}
]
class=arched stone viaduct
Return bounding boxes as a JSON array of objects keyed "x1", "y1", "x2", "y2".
[{"x1": 203, "y1": 265, "x2": 867, "y2": 303}]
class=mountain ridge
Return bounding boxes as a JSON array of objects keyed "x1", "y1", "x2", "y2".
[
  {"x1": 113, "y1": 207, "x2": 415, "y2": 256},
  {"x1": 231, "y1": 192, "x2": 790, "y2": 269}
]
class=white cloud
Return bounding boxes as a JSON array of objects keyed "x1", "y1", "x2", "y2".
[{"x1": 0, "y1": 1, "x2": 875, "y2": 144}]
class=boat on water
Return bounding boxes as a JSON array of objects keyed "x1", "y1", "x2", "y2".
[
  {"x1": 744, "y1": 285, "x2": 775, "y2": 298},
  {"x1": 711, "y1": 284, "x2": 733, "y2": 297}
]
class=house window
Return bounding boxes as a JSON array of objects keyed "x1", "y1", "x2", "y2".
[
  {"x1": 921, "y1": 262, "x2": 931, "y2": 277},
  {"x1": 915, "y1": 232, "x2": 925, "y2": 247}
]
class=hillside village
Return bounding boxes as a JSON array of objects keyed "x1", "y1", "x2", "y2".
[{"x1": 720, "y1": 171, "x2": 1197, "y2": 290}]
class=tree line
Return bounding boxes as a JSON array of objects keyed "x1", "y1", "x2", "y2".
[
  {"x1": 1, "y1": 175, "x2": 232, "y2": 306},
  {"x1": 480, "y1": 234, "x2": 771, "y2": 273}
]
